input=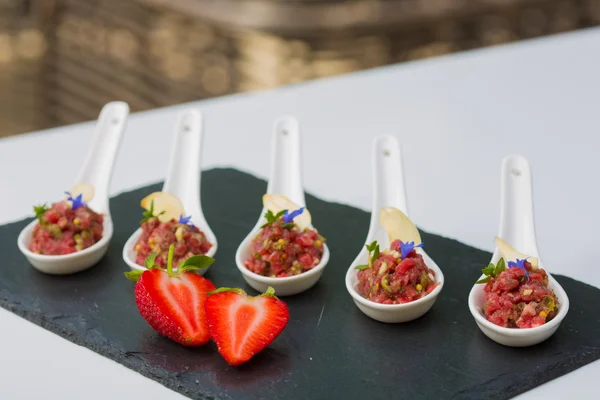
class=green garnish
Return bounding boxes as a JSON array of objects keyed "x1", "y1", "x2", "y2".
[
  {"x1": 542, "y1": 295, "x2": 556, "y2": 312},
  {"x1": 140, "y1": 199, "x2": 165, "y2": 224},
  {"x1": 34, "y1": 204, "x2": 49, "y2": 223},
  {"x1": 178, "y1": 254, "x2": 215, "y2": 272},
  {"x1": 261, "y1": 209, "x2": 286, "y2": 228},
  {"x1": 124, "y1": 244, "x2": 214, "y2": 282},
  {"x1": 381, "y1": 275, "x2": 392, "y2": 293},
  {"x1": 354, "y1": 240, "x2": 381, "y2": 270},
  {"x1": 475, "y1": 257, "x2": 506, "y2": 284}
]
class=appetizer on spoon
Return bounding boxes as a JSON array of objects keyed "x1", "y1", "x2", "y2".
[
  {"x1": 345, "y1": 135, "x2": 444, "y2": 323},
  {"x1": 17, "y1": 101, "x2": 129, "y2": 274},
  {"x1": 468, "y1": 155, "x2": 569, "y2": 347},
  {"x1": 122, "y1": 109, "x2": 217, "y2": 274},
  {"x1": 235, "y1": 116, "x2": 330, "y2": 296},
  {"x1": 355, "y1": 207, "x2": 440, "y2": 305}
]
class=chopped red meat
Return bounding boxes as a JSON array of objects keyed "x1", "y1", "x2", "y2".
[
  {"x1": 482, "y1": 261, "x2": 559, "y2": 328},
  {"x1": 29, "y1": 201, "x2": 103, "y2": 255},
  {"x1": 356, "y1": 240, "x2": 438, "y2": 304},
  {"x1": 134, "y1": 217, "x2": 212, "y2": 268},
  {"x1": 244, "y1": 217, "x2": 325, "y2": 278}
]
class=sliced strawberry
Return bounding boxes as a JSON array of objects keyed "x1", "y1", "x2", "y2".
[
  {"x1": 205, "y1": 287, "x2": 289, "y2": 366},
  {"x1": 134, "y1": 269, "x2": 215, "y2": 345},
  {"x1": 125, "y1": 244, "x2": 216, "y2": 346}
]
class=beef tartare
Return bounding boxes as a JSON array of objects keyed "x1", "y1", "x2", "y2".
[
  {"x1": 30, "y1": 196, "x2": 104, "y2": 255},
  {"x1": 134, "y1": 215, "x2": 212, "y2": 268},
  {"x1": 479, "y1": 258, "x2": 559, "y2": 328},
  {"x1": 356, "y1": 240, "x2": 438, "y2": 304},
  {"x1": 244, "y1": 208, "x2": 326, "y2": 277}
]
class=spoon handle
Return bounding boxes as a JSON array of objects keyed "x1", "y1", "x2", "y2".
[
  {"x1": 162, "y1": 110, "x2": 206, "y2": 222},
  {"x1": 497, "y1": 155, "x2": 540, "y2": 258},
  {"x1": 75, "y1": 101, "x2": 129, "y2": 215},
  {"x1": 365, "y1": 135, "x2": 409, "y2": 243},
  {"x1": 266, "y1": 116, "x2": 305, "y2": 206}
]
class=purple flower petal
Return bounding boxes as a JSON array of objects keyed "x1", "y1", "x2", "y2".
[
  {"x1": 65, "y1": 191, "x2": 86, "y2": 210},
  {"x1": 178, "y1": 214, "x2": 192, "y2": 225},
  {"x1": 283, "y1": 207, "x2": 305, "y2": 224},
  {"x1": 399, "y1": 241, "x2": 424, "y2": 260},
  {"x1": 508, "y1": 258, "x2": 529, "y2": 280}
]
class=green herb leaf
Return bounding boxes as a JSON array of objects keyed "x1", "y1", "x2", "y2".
[
  {"x1": 481, "y1": 264, "x2": 494, "y2": 276},
  {"x1": 144, "y1": 253, "x2": 157, "y2": 270},
  {"x1": 33, "y1": 204, "x2": 49, "y2": 222},
  {"x1": 372, "y1": 244, "x2": 380, "y2": 263},
  {"x1": 476, "y1": 257, "x2": 508, "y2": 284},
  {"x1": 261, "y1": 209, "x2": 286, "y2": 228},
  {"x1": 141, "y1": 199, "x2": 165, "y2": 224},
  {"x1": 124, "y1": 270, "x2": 144, "y2": 282},
  {"x1": 494, "y1": 257, "x2": 506, "y2": 276},
  {"x1": 354, "y1": 264, "x2": 370, "y2": 271},
  {"x1": 363, "y1": 240, "x2": 381, "y2": 268},
  {"x1": 179, "y1": 255, "x2": 215, "y2": 272}
]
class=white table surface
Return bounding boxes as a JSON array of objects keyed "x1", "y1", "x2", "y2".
[{"x1": 1, "y1": 28, "x2": 599, "y2": 399}]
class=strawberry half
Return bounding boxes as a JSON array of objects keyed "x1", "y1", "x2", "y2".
[
  {"x1": 125, "y1": 245, "x2": 216, "y2": 346},
  {"x1": 205, "y1": 286, "x2": 290, "y2": 366}
]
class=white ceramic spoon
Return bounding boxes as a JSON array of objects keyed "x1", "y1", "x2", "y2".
[
  {"x1": 235, "y1": 116, "x2": 330, "y2": 296},
  {"x1": 468, "y1": 155, "x2": 569, "y2": 346},
  {"x1": 345, "y1": 135, "x2": 444, "y2": 323},
  {"x1": 17, "y1": 101, "x2": 129, "y2": 274},
  {"x1": 122, "y1": 109, "x2": 217, "y2": 274}
]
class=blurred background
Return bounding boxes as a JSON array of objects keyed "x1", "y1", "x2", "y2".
[{"x1": 1, "y1": 0, "x2": 598, "y2": 138}]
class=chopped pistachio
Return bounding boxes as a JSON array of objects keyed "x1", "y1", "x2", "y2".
[
  {"x1": 381, "y1": 275, "x2": 392, "y2": 293},
  {"x1": 46, "y1": 224, "x2": 62, "y2": 239},
  {"x1": 542, "y1": 296, "x2": 555, "y2": 312},
  {"x1": 420, "y1": 271, "x2": 429, "y2": 288}
]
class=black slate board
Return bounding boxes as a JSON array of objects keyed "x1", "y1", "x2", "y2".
[{"x1": 1, "y1": 168, "x2": 600, "y2": 400}]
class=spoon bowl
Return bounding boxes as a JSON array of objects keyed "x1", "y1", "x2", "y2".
[
  {"x1": 235, "y1": 116, "x2": 329, "y2": 296},
  {"x1": 122, "y1": 109, "x2": 217, "y2": 275},
  {"x1": 468, "y1": 155, "x2": 569, "y2": 346},
  {"x1": 345, "y1": 135, "x2": 444, "y2": 323},
  {"x1": 17, "y1": 102, "x2": 129, "y2": 274}
]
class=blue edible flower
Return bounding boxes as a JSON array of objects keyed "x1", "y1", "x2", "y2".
[
  {"x1": 508, "y1": 258, "x2": 529, "y2": 280},
  {"x1": 283, "y1": 207, "x2": 305, "y2": 224},
  {"x1": 178, "y1": 214, "x2": 195, "y2": 229},
  {"x1": 399, "y1": 241, "x2": 424, "y2": 260},
  {"x1": 64, "y1": 192, "x2": 85, "y2": 210}
]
